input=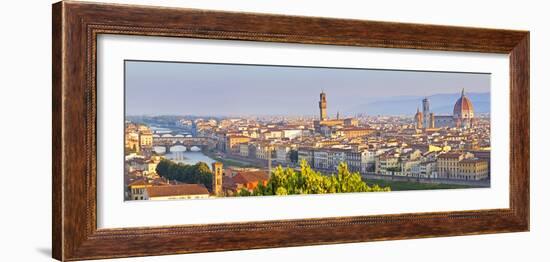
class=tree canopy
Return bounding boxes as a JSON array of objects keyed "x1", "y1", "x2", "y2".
[
  {"x1": 238, "y1": 160, "x2": 390, "y2": 196},
  {"x1": 156, "y1": 159, "x2": 212, "y2": 189}
]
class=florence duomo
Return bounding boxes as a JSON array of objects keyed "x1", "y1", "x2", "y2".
[{"x1": 415, "y1": 88, "x2": 476, "y2": 130}]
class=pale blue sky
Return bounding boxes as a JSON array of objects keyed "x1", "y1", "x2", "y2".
[{"x1": 125, "y1": 60, "x2": 490, "y2": 116}]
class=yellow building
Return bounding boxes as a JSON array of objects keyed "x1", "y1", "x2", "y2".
[
  {"x1": 125, "y1": 123, "x2": 153, "y2": 152},
  {"x1": 437, "y1": 152, "x2": 464, "y2": 179},
  {"x1": 128, "y1": 180, "x2": 154, "y2": 200},
  {"x1": 225, "y1": 135, "x2": 250, "y2": 153},
  {"x1": 457, "y1": 159, "x2": 489, "y2": 180},
  {"x1": 335, "y1": 127, "x2": 374, "y2": 139},
  {"x1": 437, "y1": 152, "x2": 486, "y2": 180},
  {"x1": 125, "y1": 131, "x2": 140, "y2": 152},
  {"x1": 128, "y1": 176, "x2": 168, "y2": 200},
  {"x1": 411, "y1": 144, "x2": 449, "y2": 153},
  {"x1": 139, "y1": 130, "x2": 153, "y2": 149}
]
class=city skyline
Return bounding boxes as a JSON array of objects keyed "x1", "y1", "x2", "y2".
[
  {"x1": 125, "y1": 61, "x2": 491, "y2": 201},
  {"x1": 125, "y1": 60, "x2": 490, "y2": 116}
]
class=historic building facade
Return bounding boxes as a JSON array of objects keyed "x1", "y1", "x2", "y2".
[
  {"x1": 415, "y1": 89, "x2": 475, "y2": 129},
  {"x1": 437, "y1": 152, "x2": 488, "y2": 180},
  {"x1": 313, "y1": 91, "x2": 359, "y2": 133},
  {"x1": 125, "y1": 123, "x2": 153, "y2": 153}
]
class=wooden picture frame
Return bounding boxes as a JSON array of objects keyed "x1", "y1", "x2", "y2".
[{"x1": 52, "y1": 1, "x2": 529, "y2": 261}]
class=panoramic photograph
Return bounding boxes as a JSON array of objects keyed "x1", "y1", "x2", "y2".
[{"x1": 124, "y1": 60, "x2": 491, "y2": 201}]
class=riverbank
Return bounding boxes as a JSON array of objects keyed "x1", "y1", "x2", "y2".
[
  {"x1": 364, "y1": 178, "x2": 481, "y2": 191},
  {"x1": 199, "y1": 152, "x2": 487, "y2": 191},
  {"x1": 203, "y1": 151, "x2": 263, "y2": 168}
]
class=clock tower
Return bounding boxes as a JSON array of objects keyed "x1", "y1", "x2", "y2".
[{"x1": 319, "y1": 91, "x2": 327, "y2": 121}]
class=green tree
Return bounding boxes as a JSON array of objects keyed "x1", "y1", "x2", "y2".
[
  {"x1": 155, "y1": 159, "x2": 213, "y2": 189},
  {"x1": 237, "y1": 160, "x2": 390, "y2": 197},
  {"x1": 237, "y1": 188, "x2": 252, "y2": 196}
]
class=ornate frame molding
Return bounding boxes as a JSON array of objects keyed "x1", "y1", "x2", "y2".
[{"x1": 53, "y1": 1, "x2": 529, "y2": 261}]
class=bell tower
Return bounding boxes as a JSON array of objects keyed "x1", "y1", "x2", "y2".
[
  {"x1": 415, "y1": 107, "x2": 423, "y2": 129},
  {"x1": 422, "y1": 97, "x2": 430, "y2": 128},
  {"x1": 211, "y1": 162, "x2": 223, "y2": 196},
  {"x1": 319, "y1": 91, "x2": 327, "y2": 121}
]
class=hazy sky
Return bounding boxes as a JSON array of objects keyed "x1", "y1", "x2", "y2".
[{"x1": 125, "y1": 60, "x2": 490, "y2": 116}]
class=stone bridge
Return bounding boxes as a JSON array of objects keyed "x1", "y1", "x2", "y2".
[{"x1": 152, "y1": 136, "x2": 217, "y2": 153}]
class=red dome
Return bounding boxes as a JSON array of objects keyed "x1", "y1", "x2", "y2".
[{"x1": 453, "y1": 89, "x2": 474, "y2": 119}]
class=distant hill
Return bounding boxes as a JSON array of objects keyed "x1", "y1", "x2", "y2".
[{"x1": 345, "y1": 92, "x2": 490, "y2": 116}]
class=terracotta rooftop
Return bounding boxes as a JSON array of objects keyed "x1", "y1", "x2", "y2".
[
  {"x1": 128, "y1": 179, "x2": 150, "y2": 187},
  {"x1": 128, "y1": 178, "x2": 167, "y2": 187},
  {"x1": 233, "y1": 171, "x2": 269, "y2": 184},
  {"x1": 222, "y1": 176, "x2": 238, "y2": 190},
  {"x1": 439, "y1": 152, "x2": 463, "y2": 159},
  {"x1": 129, "y1": 170, "x2": 142, "y2": 175},
  {"x1": 340, "y1": 127, "x2": 374, "y2": 131},
  {"x1": 460, "y1": 159, "x2": 487, "y2": 164},
  {"x1": 146, "y1": 184, "x2": 210, "y2": 197},
  {"x1": 227, "y1": 135, "x2": 250, "y2": 139}
]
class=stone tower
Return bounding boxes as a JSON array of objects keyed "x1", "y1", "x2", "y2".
[
  {"x1": 429, "y1": 113, "x2": 435, "y2": 129},
  {"x1": 414, "y1": 107, "x2": 423, "y2": 129},
  {"x1": 422, "y1": 97, "x2": 430, "y2": 128},
  {"x1": 319, "y1": 91, "x2": 327, "y2": 121},
  {"x1": 211, "y1": 162, "x2": 223, "y2": 196}
]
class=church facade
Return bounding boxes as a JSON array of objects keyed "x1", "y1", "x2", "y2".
[{"x1": 415, "y1": 89, "x2": 475, "y2": 129}]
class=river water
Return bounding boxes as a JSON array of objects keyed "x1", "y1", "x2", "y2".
[{"x1": 153, "y1": 145, "x2": 216, "y2": 166}]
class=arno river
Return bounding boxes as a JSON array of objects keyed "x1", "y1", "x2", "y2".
[{"x1": 153, "y1": 145, "x2": 216, "y2": 166}]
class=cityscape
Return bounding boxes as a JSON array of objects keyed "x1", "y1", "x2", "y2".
[{"x1": 124, "y1": 61, "x2": 491, "y2": 201}]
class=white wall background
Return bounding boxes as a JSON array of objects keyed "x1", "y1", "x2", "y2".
[{"x1": 0, "y1": 0, "x2": 546, "y2": 261}]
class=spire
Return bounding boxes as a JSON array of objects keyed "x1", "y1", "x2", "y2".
[{"x1": 461, "y1": 88, "x2": 465, "y2": 97}]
